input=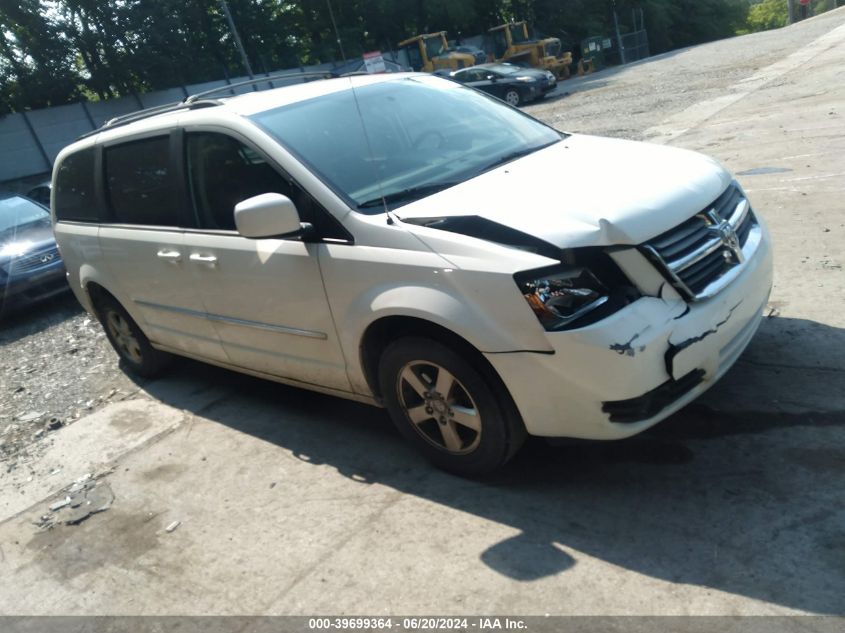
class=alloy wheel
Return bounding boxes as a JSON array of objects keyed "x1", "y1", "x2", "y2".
[
  {"x1": 396, "y1": 361, "x2": 482, "y2": 454},
  {"x1": 106, "y1": 310, "x2": 143, "y2": 364}
]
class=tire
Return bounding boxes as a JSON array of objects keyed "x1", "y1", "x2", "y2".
[
  {"x1": 504, "y1": 89, "x2": 521, "y2": 107},
  {"x1": 378, "y1": 337, "x2": 526, "y2": 476},
  {"x1": 95, "y1": 295, "x2": 171, "y2": 378}
]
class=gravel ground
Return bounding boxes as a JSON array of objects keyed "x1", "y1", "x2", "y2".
[
  {"x1": 1, "y1": 9, "x2": 841, "y2": 473},
  {"x1": 0, "y1": 295, "x2": 144, "y2": 473}
]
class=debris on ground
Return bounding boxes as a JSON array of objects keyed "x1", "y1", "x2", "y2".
[
  {"x1": 164, "y1": 520, "x2": 181, "y2": 533},
  {"x1": 35, "y1": 475, "x2": 115, "y2": 530}
]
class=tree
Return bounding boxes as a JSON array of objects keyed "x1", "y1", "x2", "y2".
[
  {"x1": 0, "y1": 0, "x2": 776, "y2": 114},
  {"x1": 746, "y1": 0, "x2": 789, "y2": 31},
  {"x1": 0, "y1": 1, "x2": 80, "y2": 113}
]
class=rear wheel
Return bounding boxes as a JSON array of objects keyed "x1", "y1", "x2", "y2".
[
  {"x1": 378, "y1": 337, "x2": 526, "y2": 476},
  {"x1": 504, "y1": 89, "x2": 521, "y2": 107},
  {"x1": 95, "y1": 295, "x2": 171, "y2": 378}
]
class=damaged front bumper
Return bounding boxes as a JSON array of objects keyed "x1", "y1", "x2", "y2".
[{"x1": 485, "y1": 222, "x2": 773, "y2": 439}]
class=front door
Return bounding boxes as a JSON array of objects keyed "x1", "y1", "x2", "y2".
[{"x1": 180, "y1": 131, "x2": 351, "y2": 391}]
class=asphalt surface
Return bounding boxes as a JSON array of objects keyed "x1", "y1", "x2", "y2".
[{"x1": 0, "y1": 8, "x2": 844, "y2": 618}]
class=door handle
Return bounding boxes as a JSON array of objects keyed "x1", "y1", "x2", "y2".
[
  {"x1": 156, "y1": 249, "x2": 182, "y2": 262},
  {"x1": 189, "y1": 253, "x2": 218, "y2": 266}
]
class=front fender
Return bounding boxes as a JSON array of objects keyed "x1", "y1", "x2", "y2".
[{"x1": 338, "y1": 282, "x2": 553, "y2": 395}]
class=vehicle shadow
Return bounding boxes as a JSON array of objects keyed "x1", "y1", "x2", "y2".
[
  {"x1": 138, "y1": 315, "x2": 845, "y2": 614},
  {"x1": 0, "y1": 291, "x2": 80, "y2": 342}
]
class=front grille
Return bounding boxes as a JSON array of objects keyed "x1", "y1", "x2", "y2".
[
  {"x1": 641, "y1": 183, "x2": 758, "y2": 301},
  {"x1": 602, "y1": 369, "x2": 705, "y2": 423},
  {"x1": 4, "y1": 246, "x2": 60, "y2": 275}
]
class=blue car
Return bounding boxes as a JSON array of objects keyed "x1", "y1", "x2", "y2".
[{"x1": 0, "y1": 192, "x2": 68, "y2": 317}]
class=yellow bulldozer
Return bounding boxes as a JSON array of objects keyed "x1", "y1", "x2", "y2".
[
  {"x1": 397, "y1": 32, "x2": 481, "y2": 73},
  {"x1": 488, "y1": 21, "x2": 573, "y2": 79}
]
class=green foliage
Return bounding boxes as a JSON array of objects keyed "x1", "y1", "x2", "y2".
[
  {"x1": 747, "y1": 0, "x2": 789, "y2": 32},
  {"x1": 0, "y1": 0, "x2": 81, "y2": 113},
  {"x1": 0, "y1": 0, "x2": 784, "y2": 114}
]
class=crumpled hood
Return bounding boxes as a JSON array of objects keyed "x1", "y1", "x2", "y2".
[{"x1": 394, "y1": 134, "x2": 732, "y2": 248}]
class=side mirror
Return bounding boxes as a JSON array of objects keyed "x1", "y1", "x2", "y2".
[
  {"x1": 487, "y1": 75, "x2": 497, "y2": 82},
  {"x1": 234, "y1": 193, "x2": 306, "y2": 239}
]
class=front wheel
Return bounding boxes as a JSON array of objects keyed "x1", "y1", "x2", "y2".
[
  {"x1": 96, "y1": 295, "x2": 171, "y2": 378},
  {"x1": 504, "y1": 89, "x2": 521, "y2": 107},
  {"x1": 378, "y1": 337, "x2": 526, "y2": 476}
]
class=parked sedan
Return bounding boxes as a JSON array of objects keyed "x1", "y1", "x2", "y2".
[
  {"x1": 0, "y1": 193, "x2": 68, "y2": 317},
  {"x1": 450, "y1": 63, "x2": 556, "y2": 106}
]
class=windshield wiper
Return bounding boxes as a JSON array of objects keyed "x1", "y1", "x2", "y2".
[
  {"x1": 475, "y1": 139, "x2": 561, "y2": 175},
  {"x1": 357, "y1": 181, "x2": 462, "y2": 210}
]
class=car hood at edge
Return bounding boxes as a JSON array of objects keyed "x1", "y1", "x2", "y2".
[
  {"x1": 0, "y1": 219, "x2": 55, "y2": 261},
  {"x1": 394, "y1": 134, "x2": 732, "y2": 249}
]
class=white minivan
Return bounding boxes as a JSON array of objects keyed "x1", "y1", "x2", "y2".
[{"x1": 52, "y1": 73, "x2": 772, "y2": 474}]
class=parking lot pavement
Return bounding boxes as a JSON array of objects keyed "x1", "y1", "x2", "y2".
[{"x1": 1, "y1": 10, "x2": 844, "y2": 616}]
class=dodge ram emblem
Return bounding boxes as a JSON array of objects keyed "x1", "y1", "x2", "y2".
[{"x1": 706, "y1": 210, "x2": 743, "y2": 263}]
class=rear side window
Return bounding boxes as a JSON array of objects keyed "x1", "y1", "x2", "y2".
[
  {"x1": 54, "y1": 148, "x2": 98, "y2": 222},
  {"x1": 105, "y1": 137, "x2": 177, "y2": 226}
]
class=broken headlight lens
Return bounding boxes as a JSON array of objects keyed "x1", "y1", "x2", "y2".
[{"x1": 515, "y1": 265, "x2": 610, "y2": 331}]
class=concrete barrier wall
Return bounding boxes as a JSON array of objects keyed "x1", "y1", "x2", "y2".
[
  {"x1": 27, "y1": 103, "x2": 94, "y2": 163},
  {"x1": 0, "y1": 113, "x2": 51, "y2": 181},
  {"x1": 0, "y1": 55, "x2": 406, "y2": 186}
]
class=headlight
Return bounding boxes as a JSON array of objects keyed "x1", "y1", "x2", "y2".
[
  {"x1": 0, "y1": 241, "x2": 33, "y2": 258},
  {"x1": 515, "y1": 252, "x2": 641, "y2": 331},
  {"x1": 516, "y1": 266, "x2": 608, "y2": 330},
  {"x1": 516, "y1": 76, "x2": 537, "y2": 83}
]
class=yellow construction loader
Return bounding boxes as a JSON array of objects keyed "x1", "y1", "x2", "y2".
[
  {"x1": 488, "y1": 21, "x2": 573, "y2": 79},
  {"x1": 397, "y1": 32, "x2": 481, "y2": 73}
]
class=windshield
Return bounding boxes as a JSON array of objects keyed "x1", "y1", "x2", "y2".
[
  {"x1": 250, "y1": 76, "x2": 561, "y2": 213},
  {"x1": 510, "y1": 24, "x2": 530, "y2": 43},
  {"x1": 424, "y1": 36, "x2": 446, "y2": 59},
  {"x1": 0, "y1": 196, "x2": 49, "y2": 233}
]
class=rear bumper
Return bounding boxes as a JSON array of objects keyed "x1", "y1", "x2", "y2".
[{"x1": 485, "y1": 223, "x2": 773, "y2": 439}]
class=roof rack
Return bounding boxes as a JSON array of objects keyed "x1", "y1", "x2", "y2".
[
  {"x1": 77, "y1": 70, "x2": 369, "y2": 140},
  {"x1": 184, "y1": 70, "x2": 348, "y2": 103},
  {"x1": 105, "y1": 99, "x2": 222, "y2": 128},
  {"x1": 77, "y1": 99, "x2": 222, "y2": 140}
]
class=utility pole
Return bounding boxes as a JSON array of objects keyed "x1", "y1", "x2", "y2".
[
  {"x1": 787, "y1": 0, "x2": 796, "y2": 24},
  {"x1": 326, "y1": 0, "x2": 347, "y2": 63},
  {"x1": 220, "y1": 0, "x2": 254, "y2": 78},
  {"x1": 613, "y1": 9, "x2": 626, "y2": 65}
]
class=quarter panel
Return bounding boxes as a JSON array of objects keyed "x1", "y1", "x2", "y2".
[{"x1": 53, "y1": 221, "x2": 100, "y2": 313}]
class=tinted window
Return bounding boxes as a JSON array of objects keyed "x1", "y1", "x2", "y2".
[
  {"x1": 105, "y1": 137, "x2": 177, "y2": 226},
  {"x1": 186, "y1": 132, "x2": 347, "y2": 239},
  {"x1": 402, "y1": 44, "x2": 423, "y2": 71},
  {"x1": 27, "y1": 185, "x2": 51, "y2": 207},
  {"x1": 463, "y1": 69, "x2": 488, "y2": 81},
  {"x1": 186, "y1": 133, "x2": 295, "y2": 231},
  {"x1": 55, "y1": 148, "x2": 98, "y2": 222}
]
